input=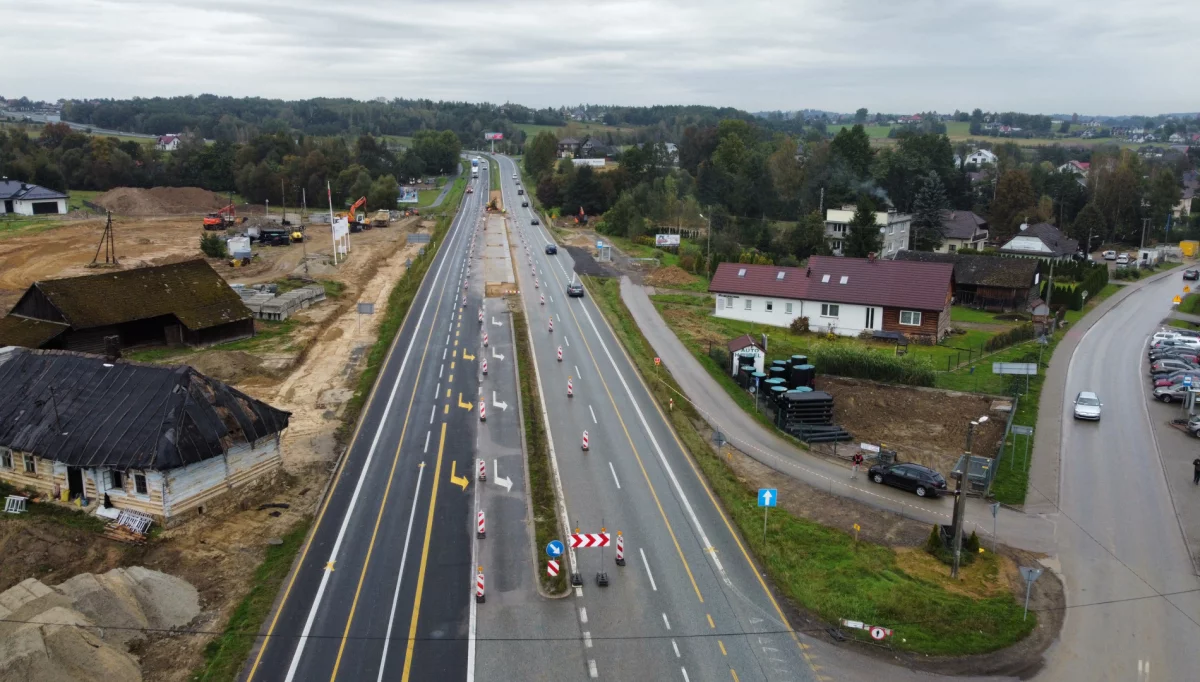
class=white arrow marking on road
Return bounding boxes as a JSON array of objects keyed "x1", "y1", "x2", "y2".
[
  {"x1": 762, "y1": 490, "x2": 773, "y2": 505},
  {"x1": 492, "y1": 391, "x2": 508, "y2": 411},
  {"x1": 491, "y1": 346, "x2": 505, "y2": 361},
  {"x1": 493, "y1": 458, "x2": 513, "y2": 493},
  {"x1": 491, "y1": 317, "x2": 504, "y2": 327}
]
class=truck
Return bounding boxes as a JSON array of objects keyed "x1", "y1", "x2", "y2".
[{"x1": 372, "y1": 210, "x2": 391, "y2": 228}]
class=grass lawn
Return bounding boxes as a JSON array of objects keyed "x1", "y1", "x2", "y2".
[
  {"x1": 586, "y1": 275, "x2": 1037, "y2": 655},
  {"x1": 1177, "y1": 293, "x2": 1200, "y2": 315},
  {"x1": 827, "y1": 123, "x2": 892, "y2": 138},
  {"x1": 417, "y1": 189, "x2": 442, "y2": 207},
  {"x1": 68, "y1": 189, "x2": 104, "y2": 211},
  {"x1": 0, "y1": 216, "x2": 58, "y2": 237},
  {"x1": 515, "y1": 122, "x2": 636, "y2": 138},
  {"x1": 950, "y1": 306, "x2": 1018, "y2": 324}
]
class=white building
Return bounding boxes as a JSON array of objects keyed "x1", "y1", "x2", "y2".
[
  {"x1": 965, "y1": 149, "x2": 997, "y2": 166},
  {"x1": 156, "y1": 134, "x2": 181, "y2": 151},
  {"x1": 824, "y1": 206, "x2": 911, "y2": 258},
  {"x1": 0, "y1": 179, "x2": 68, "y2": 216}
]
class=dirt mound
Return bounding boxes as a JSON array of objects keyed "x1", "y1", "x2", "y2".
[
  {"x1": 645, "y1": 265, "x2": 698, "y2": 288},
  {"x1": 186, "y1": 350, "x2": 270, "y2": 383},
  {"x1": 95, "y1": 187, "x2": 228, "y2": 216}
]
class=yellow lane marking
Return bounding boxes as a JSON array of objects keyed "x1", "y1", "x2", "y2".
[
  {"x1": 457, "y1": 393, "x2": 474, "y2": 411},
  {"x1": 400, "y1": 423, "x2": 448, "y2": 681},
  {"x1": 446, "y1": 388, "x2": 451, "y2": 397},
  {"x1": 730, "y1": 670, "x2": 740, "y2": 682},
  {"x1": 449, "y1": 459, "x2": 469, "y2": 491},
  {"x1": 462, "y1": 351, "x2": 475, "y2": 360},
  {"x1": 449, "y1": 375, "x2": 454, "y2": 382},
  {"x1": 718, "y1": 640, "x2": 727, "y2": 655},
  {"x1": 444, "y1": 404, "x2": 449, "y2": 414},
  {"x1": 707, "y1": 613, "x2": 715, "y2": 629},
  {"x1": 451, "y1": 361, "x2": 456, "y2": 369}
]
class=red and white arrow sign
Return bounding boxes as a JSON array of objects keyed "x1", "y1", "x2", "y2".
[{"x1": 569, "y1": 533, "x2": 611, "y2": 548}]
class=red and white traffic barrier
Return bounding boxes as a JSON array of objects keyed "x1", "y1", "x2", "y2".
[
  {"x1": 482, "y1": 358, "x2": 488, "y2": 375},
  {"x1": 581, "y1": 430, "x2": 589, "y2": 451},
  {"x1": 534, "y1": 278, "x2": 539, "y2": 289},
  {"x1": 548, "y1": 318, "x2": 554, "y2": 332},
  {"x1": 557, "y1": 346, "x2": 563, "y2": 362},
  {"x1": 615, "y1": 531, "x2": 626, "y2": 566},
  {"x1": 547, "y1": 559, "x2": 560, "y2": 577},
  {"x1": 540, "y1": 293, "x2": 545, "y2": 305},
  {"x1": 478, "y1": 309, "x2": 483, "y2": 323},
  {"x1": 477, "y1": 510, "x2": 486, "y2": 539},
  {"x1": 483, "y1": 332, "x2": 489, "y2": 347},
  {"x1": 461, "y1": 295, "x2": 467, "y2": 308},
  {"x1": 479, "y1": 401, "x2": 487, "y2": 421},
  {"x1": 478, "y1": 459, "x2": 487, "y2": 481},
  {"x1": 567, "y1": 377, "x2": 573, "y2": 397},
  {"x1": 475, "y1": 567, "x2": 486, "y2": 603}
]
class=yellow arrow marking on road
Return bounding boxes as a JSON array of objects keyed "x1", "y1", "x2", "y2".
[
  {"x1": 449, "y1": 459, "x2": 469, "y2": 491},
  {"x1": 458, "y1": 393, "x2": 474, "y2": 411},
  {"x1": 462, "y1": 352, "x2": 475, "y2": 361}
]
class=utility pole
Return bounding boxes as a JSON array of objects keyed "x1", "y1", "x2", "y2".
[
  {"x1": 951, "y1": 416, "x2": 987, "y2": 578},
  {"x1": 1141, "y1": 217, "x2": 1150, "y2": 251}
]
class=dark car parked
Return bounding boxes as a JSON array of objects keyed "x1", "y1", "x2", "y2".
[
  {"x1": 867, "y1": 462, "x2": 947, "y2": 498},
  {"x1": 531, "y1": 218, "x2": 540, "y2": 225},
  {"x1": 1184, "y1": 269, "x2": 1199, "y2": 281}
]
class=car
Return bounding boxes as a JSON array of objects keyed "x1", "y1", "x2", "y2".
[
  {"x1": 1185, "y1": 270, "x2": 1200, "y2": 281},
  {"x1": 1172, "y1": 337, "x2": 1200, "y2": 350},
  {"x1": 1103, "y1": 250, "x2": 1118, "y2": 260},
  {"x1": 1154, "y1": 384, "x2": 1192, "y2": 403},
  {"x1": 544, "y1": 244, "x2": 557, "y2": 255},
  {"x1": 466, "y1": 187, "x2": 474, "y2": 194},
  {"x1": 512, "y1": 173, "x2": 517, "y2": 180},
  {"x1": 1151, "y1": 358, "x2": 1199, "y2": 374},
  {"x1": 1153, "y1": 372, "x2": 1200, "y2": 387},
  {"x1": 1072, "y1": 391, "x2": 1102, "y2": 420},
  {"x1": 867, "y1": 462, "x2": 947, "y2": 498},
  {"x1": 521, "y1": 201, "x2": 529, "y2": 207},
  {"x1": 566, "y1": 281, "x2": 585, "y2": 298},
  {"x1": 1152, "y1": 331, "x2": 1180, "y2": 344},
  {"x1": 531, "y1": 218, "x2": 540, "y2": 225},
  {"x1": 1116, "y1": 254, "x2": 1129, "y2": 265}
]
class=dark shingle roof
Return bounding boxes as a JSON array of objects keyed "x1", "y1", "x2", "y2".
[
  {"x1": 0, "y1": 347, "x2": 290, "y2": 470},
  {"x1": 709, "y1": 256, "x2": 954, "y2": 311},
  {"x1": 0, "y1": 315, "x2": 69, "y2": 348},
  {"x1": 27, "y1": 259, "x2": 251, "y2": 331},
  {"x1": 895, "y1": 252, "x2": 1039, "y2": 289},
  {"x1": 1002, "y1": 223, "x2": 1079, "y2": 257},
  {"x1": 940, "y1": 210, "x2": 988, "y2": 240},
  {"x1": 0, "y1": 179, "x2": 68, "y2": 201}
]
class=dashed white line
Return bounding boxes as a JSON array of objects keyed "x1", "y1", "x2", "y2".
[
  {"x1": 375, "y1": 464, "x2": 425, "y2": 681},
  {"x1": 429, "y1": 405, "x2": 435, "y2": 424},
  {"x1": 639, "y1": 548, "x2": 657, "y2": 590},
  {"x1": 582, "y1": 631, "x2": 593, "y2": 648},
  {"x1": 589, "y1": 405, "x2": 597, "y2": 424},
  {"x1": 680, "y1": 667, "x2": 690, "y2": 682},
  {"x1": 556, "y1": 313, "x2": 561, "y2": 322},
  {"x1": 443, "y1": 348, "x2": 447, "y2": 360},
  {"x1": 550, "y1": 295, "x2": 554, "y2": 303},
  {"x1": 672, "y1": 640, "x2": 680, "y2": 658},
  {"x1": 564, "y1": 337, "x2": 570, "y2": 347},
  {"x1": 575, "y1": 365, "x2": 581, "y2": 378},
  {"x1": 579, "y1": 607, "x2": 588, "y2": 624},
  {"x1": 423, "y1": 431, "x2": 431, "y2": 453},
  {"x1": 609, "y1": 462, "x2": 621, "y2": 489},
  {"x1": 434, "y1": 382, "x2": 440, "y2": 397},
  {"x1": 439, "y1": 364, "x2": 444, "y2": 378},
  {"x1": 588, "y1": 660, "x2": 599, "y2": 678},
  {"x1": 445, "y1": 334, "x2": 451, "y2": 345},
  {"x1": 662, "y1": 612, "x2": 670, "y2": 629}
]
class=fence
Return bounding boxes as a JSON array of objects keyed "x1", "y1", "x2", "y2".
[{"x1": 982, "y1": 394, "x2": 1019, "y2": 497}]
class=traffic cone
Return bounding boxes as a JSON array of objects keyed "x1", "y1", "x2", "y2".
[
  {"x1": 476, "y1": 567, "x2": 486, "y2": 603},
  {"x1": 567, "y1": 377, "x2": 573, "y2": 397},
  {"x1": 477, "y1": 510, "x2": 486, "y2": 539},
  {"x1": 534, "y1": 278, "x2": 539, "y2": 289},
  {"x1": 557, "y1": 346, "x2": 563, "y2": 362},
  {"x1": 478, "y1": 459, "x2": 487, "y2": 481},
  {"x1": 479, "y1": 400, "x2": 487, "y2": 421},
  {"x1": 482, "y1": 358, "x2": 488, "y2": 375},
  {"x1": 581, "y1": 430, "x2": 589, "y2": 451},
  {"x1": 615, "y1": 531, "x2": 626, "y2": 566}
]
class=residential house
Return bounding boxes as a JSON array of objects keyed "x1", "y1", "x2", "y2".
[
  {"x1": 824, "y1": 206, "x2": 910, "y2": 258},
  {"x1": 999, "y1": 222, "x2": 1080, "y2": 261},
  {"x1": 0, "y1": 259, "x2": 255, "y2": 353},
  {"x1": 935, "y1": 210, "x2": 988, "y2": 252},
  {"x1": 557, "y1": 137, "x2": 582, "y2": 158},
  {"x1": 664, "y1": 142, "x2": 679, "y2": 166},
  {"x1": 965, "y1": 149, "x2": 997, "y2": 166},
  {"x1": 0, "y1": 178, "x2": 68, "y2": 216},
  {"x1": 708, "y1": 255, "x2": 954, "y2": 340},
  {"x1": 1057, "y1": 160, "x2": 1091, "y2": 177},
  {"x1": 0, "y1": 347, "x2": 290, "y2": 525},
  {"x1": 579, "y1": 138, "x2": 617, "y2": 159},
  {"x1": 895, "y1": 251, "x2": 1040, "y2": 311},
  {"x1": 156, "y1": 134, "x2": 181, "y2": 151},
  {"x1": 1169, "y1": 133, "x2": 1185, "y2": 144}
]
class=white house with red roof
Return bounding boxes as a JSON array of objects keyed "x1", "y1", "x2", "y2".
[
  {"x1": 156, "y1": 134, "x2": 182, "y2": 151},
  {"x1": 708, "y1": 256, "x2": 955, "y2": 339},
  {"x1": 1057, "y1": 160, "x2": 1090, "y2": 177}
]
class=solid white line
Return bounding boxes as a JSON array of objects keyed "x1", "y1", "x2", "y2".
[
  {"x1": 583, "y1": 631, "x2": 593, "y2": 648},
  {"x1": 661, "y1": 612, "x2": 670, "y2": 629},
  {"x1": 589, "y1": 405, "x2": 597, "y2": 424},
  {"x1": 424, "y1": 431, "x2": 430, "y2": 453},
  {"x1": 672, "y1": 640, "x2": 680, "y2": 658},
  {"x1": 283, "y1": 185, "x2": 468, "y2": 681},
  {"x1": 609, "y1": 462, "x2": 621, "y2": 489},
  {"x1": 466, "y1": 413, "x2": 483, "y2": 682},
  {"x1": 641, "y1": 551, "x2": 658, "y2": 591},
  {"x1": 579, "y1": 607, "x2": 588, "y2": 624},
  {"x1": 681, "y1": 667, "x2": 690, "y2": 682},
  {"x1": 588, "y1": 660, "x2": 599, "y2": 678},
  {"x1": 375, "y1": 464, "x2": 425, "y2": 681}
]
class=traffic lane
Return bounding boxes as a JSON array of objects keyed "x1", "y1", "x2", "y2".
[{"x1": 251, "y1": 184, "x2": 479, "y2": 679}]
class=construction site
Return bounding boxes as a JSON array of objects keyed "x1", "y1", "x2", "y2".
[{"x1": 0, "y1": 185, "x2": 436, "y2": 681}]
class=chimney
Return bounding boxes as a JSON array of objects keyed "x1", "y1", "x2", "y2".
[
  {"x1": 806, "y1": 267, "x2": 811, "y2": 278},
  {"x1": 868, "y1": 252, "x2": 877, "y2": 263},
  {"x1": 103, "y1": 335, "x2": 122, "y2": 363}
]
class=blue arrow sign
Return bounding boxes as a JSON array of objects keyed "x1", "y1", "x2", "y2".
[
  {"x1": 546, "y1": 540, "x2": 565, "y2": 558},
  {"x1": 758, "y1": 488, "x2": 777, "y2": 507},
  {"x1": 1186, "y1": 376, "x2": 1194, "y2": 387}
]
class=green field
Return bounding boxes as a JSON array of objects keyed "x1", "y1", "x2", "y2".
[
  {"x1": 515, "y1": 121, "x2": 637, "y2": 139},
  {"x1": 829, "y1": 119, "x2": 1158, "y2": 149},
  {"x1": 0, "y1": 120, "x2": 155, "y2": 145},
  {"x1": 827, "y1": 123, "x2": 893, "y2": 138}
]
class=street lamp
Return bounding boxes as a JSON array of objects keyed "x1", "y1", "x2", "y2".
[{"x1": 951, "y1": 415, "x2": 989, "y2": 578}]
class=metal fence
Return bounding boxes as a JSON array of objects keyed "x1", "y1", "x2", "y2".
[{"x1": 982, "y1": 394, "x2": 1019, "y2": 497}]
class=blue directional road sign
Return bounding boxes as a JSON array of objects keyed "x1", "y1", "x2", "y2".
[
  {"x1": 1185, "y1": 376, "x2": 1194, "y2": 387},
  {"x1": 758, "y1": 489, "x2": 778, "y2": 507},
  {"x1": 546, "y1": 540, "x2": 565, "y2": 558}
]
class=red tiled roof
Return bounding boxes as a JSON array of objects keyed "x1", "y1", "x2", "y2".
[{"x1": 709, "y1": 257, "x2": 953, "y2": 311}]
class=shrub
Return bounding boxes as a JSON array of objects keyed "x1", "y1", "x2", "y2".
[
  {"x1": 809, "y1": 342, "x2": 936, "y2": 387},
  {"x1": 984, "y1": 323, "x2": 1035, "y2": 351},
  {"x1": 679, "y1": 254, "x2": 697, "y2": 272},
  {"x1": 199, "y1": 232, "x2": 228, "y2": 258},
  {"x1": 789, "y1": 316, "x2": 810, "y2": 334}
]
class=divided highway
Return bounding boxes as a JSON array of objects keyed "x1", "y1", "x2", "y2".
[
  {"x1": 491, "y1": 154, "x2": 824, "y2": 682},
  {"x1": 245, "y1": 168, "x2": 487, "y2": 681}
]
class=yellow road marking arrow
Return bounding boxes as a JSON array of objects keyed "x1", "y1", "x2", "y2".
[
  {"x1": 458, "y1": 393, "x2": 474, "y2": 411},
  {"x1": 462, "y1": 351, "x2": 475, "y2": 361},
  {"x1": 449, "y1": 460, "x2": 469, "y2": 491}
]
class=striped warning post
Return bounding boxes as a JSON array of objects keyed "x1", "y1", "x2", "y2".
[
  {"x1": 461, "y1": 295, "x2": 467, "y2": 308},
  {"x1": 482, "y1": 358, "x2": 488, "y2": 375},
  {"x1": 615, "y1": 531, "x2": 626, "y2": 566},
  {"x1": 557, "y1": 346, "x2": 563, "y2": 362},
  {"x1": 540, "y1": 293, "x2": 545, "y2": 305},
  {"x1": 478, "y1": 459, "x2": 487, "y2": 481},
  {"x1": 477, "y1": 510, "x2": 486, "y2": 539},
  {"x1": 479, "y1": 401, "x2": 486, "y2": 421},
  {"x1": 567, "y1": 378, "x2": 573, "y2": 397},
  {"x1": 475, "y1": 567, "x2": 486, "y2": 603},
  {"x1": 581, "y1": 430, "x2": 589, "y2": 451},
  {"x1": 548, "y1": 318, "x2": 554, "y2": 332},
  {"x1": 547, "y1": 559, "x2": 560, "y2": 577},
  {"x1": 534, "y1": 278, "x2": 539, "y2": 289},
  {"x1": 478, "y1": 309, "x2": 483, "y2": 323},
  {"x1": 483, "y1": 332, "x2": 489, "y2": 347}
]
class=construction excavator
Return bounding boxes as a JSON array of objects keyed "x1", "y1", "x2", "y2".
[
  {"x1": 202, "y1": 204, "x2": 237, "y2": 230},
  {"x1": 337, "y1": 196, "x2": 369, "y2": 233}
]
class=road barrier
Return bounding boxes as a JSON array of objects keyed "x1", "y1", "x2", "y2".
[
  {"x1": 540, "y1": 293, "x2": 545, "y2": 305},
  {"x1": 477, "y1": 510, "x2": 486, "y2": 539},
  {"x1": 615, "y1": 531, "x2": 626, "y2": 566},
  {"x1": 547, "y1": 559, "x2": 560, "y2": 577},
  {"x1": 478, "y1": 309, "x2": 483, "y2": 323},
  {"x1": 482, "y1": 358, "x2": 488, "y2": 375},
  {"x1": 548, "y1": 318, "x2": 553, "y2": 332},
  {"x1": 479, "y1": 400, "x2": 486, "y2": 421},
  {"x1": 557, "y1": 346, "x2": 563, "y2": 362},
  {"x1": 581, "y1": 430, "x2": 589, "y2": 451},
  {"x1": 478, "y1": 459, "x2": 487, "y2": 481},
  {"x1": 567, "y1": 377, "x2": 573, "y2": 397},
  {"x1": 476, "y1": 567, "x2": 486, "y2": 603},
  {"x1": 483, "y1": 332, "x2": 489, "y2": 347}
]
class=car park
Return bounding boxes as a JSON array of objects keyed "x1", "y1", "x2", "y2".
[
  {"x1": 544, "y1": 243, "x2": 557, "y2": 255},
  {"x1": 1152, "y1": 331, "x2": 1180, "y2": 344},
  {"x1": 867, "y1": 462, "x2": 947, "y2": 498},
  {"x1": 1154, "y1": 384, "x2": 1193, "y2": 403},
  {"x1": 1185, "y1": 269, "x2": 1200, "y2": 281},
  {"x1": 566, "y1": 281, "x2": 585, "y2": 298},
  {"x1": 1153, "y1": 372, "x2": 1200, "y2": 387},
  {"x1": 1073, "y1": 391, "x2": 1102, "y2": 420}
]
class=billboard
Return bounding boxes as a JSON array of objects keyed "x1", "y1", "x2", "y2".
[
  {"x1": 655, "y1": 234, "x2": 681, "y2": 247},
  {"x1": 484, "y1": 132, "x2": 504, "y2": 140},
  {"x1": 398, "y1": 187, "x2": 419, "y2": 204}
]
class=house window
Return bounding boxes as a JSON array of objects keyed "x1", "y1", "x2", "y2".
[
  {"x1": 831, "y1": 240, "x2": 843, "y2": 251},
  {"x1": 24, "y1": 455, "x2": 36, "y2": 474},
  {"x1": 765, "y1": 301, "x2": 774, "y2": 312},
  {"x1": 744, "y1": 299, "x2": 752, "y2": 311},
  {"x1": 900, "y1": 310, "x2": 923, "y2": 326},
  {"x1": 821, "y1": 304, "x2": 840, "y2": 317},
  {"x1": 785, "y1": 302, "x2": 793, "y2": 314},
  {"x1": 717, "y1": 297, "x2": 724, "y2": 310},
  {"x1": 0, "y1": 447, "x2": 11, "y2": 469},
  {"x1": 110, "y1": 470, "x2": 125, "y2": 490},
  {"x1": 134, "y1": 473, "x2": 148, "y2": 495},
  {"x1": 948, "y1": 244, "x2": 957, "y2": 252}
]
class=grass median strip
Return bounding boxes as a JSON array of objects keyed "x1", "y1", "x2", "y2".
[
  {"x1": 512, "y1": 308, "x2": 568, "y2": 594},
  {"x1": 584, "y1": 274, "x2": 1037, "y2": 655}
]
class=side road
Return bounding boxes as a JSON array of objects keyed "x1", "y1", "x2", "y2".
[{"x1": 619, "y1": 278, "x2": 1056, "y2": 552}]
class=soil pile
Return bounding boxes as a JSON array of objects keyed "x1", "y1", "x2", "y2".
[
  {"x1": 645, "y1": 265, "x2": 698, "y2": 288},
  {"x1": 95, "y1": 187, "x2": 228, "y2": 216}
]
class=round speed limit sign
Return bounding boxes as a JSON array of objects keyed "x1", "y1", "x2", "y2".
[{"x1": 870, "y1": 626, "x2": 888, "y2": 641}]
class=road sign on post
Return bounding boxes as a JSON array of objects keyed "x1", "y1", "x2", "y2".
[
  {"x1": 1019, "y1": 566, "x2": 1044, "y2": 620},
  {"x1": 546, "y1": 540, "x2": 564, "y2": 558},
  {"x1": 758, "y1": 488, "x2": 777, "y2": 546}
]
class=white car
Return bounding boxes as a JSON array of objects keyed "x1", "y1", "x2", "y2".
[
  {"x1": 1102, "y1": 250, "x2": 1117, "y2": 260},
  {"x1": 1152, "y1": 331, "x2": 1181, "y2": 345},
  {"x1": 1116, "y1": 254, "x2": 1129, "y2": 265},
  {"x1": 1073, "y1": 391, "x2": 1102, "y2": 420}
]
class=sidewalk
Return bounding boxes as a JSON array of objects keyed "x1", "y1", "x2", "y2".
[{"x1": 619, "y1": 277, "x2": 1055, "y2": 553}]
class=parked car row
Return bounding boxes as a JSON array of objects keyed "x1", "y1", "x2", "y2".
[{"x1": 1148, "y1": 329, "x2": 1200, "y2": 401}]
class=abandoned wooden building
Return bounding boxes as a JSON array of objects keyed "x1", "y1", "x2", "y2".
[
  {"x1": 0, "y1": 347, "x2": 290, "y2": 524},
  {"x1": 0, "y1": 259, "x2": 254, "y2": 353}
]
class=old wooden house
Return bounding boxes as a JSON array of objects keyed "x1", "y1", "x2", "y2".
[{"x1": 0, "y1": 347, "x2": 290, "y2": 525}]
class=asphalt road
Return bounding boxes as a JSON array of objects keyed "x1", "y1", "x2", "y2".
[
  {"x1": 490, "y1": 154, "x2": 824, "y2": 682},
  {"x1": 244, "y1": 166, "x2": 487, "y2": 681},
  {"x1": 1032, "y1": 273, "x2": 1200, "y2": 682}
]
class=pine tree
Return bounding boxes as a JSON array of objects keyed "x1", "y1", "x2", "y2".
[
  {"x1": 911, "y1": 171, "x2": 948, "y2": 251},
  {"x1": 844, "y1": 200, "x2": 882, "y2": 257}
]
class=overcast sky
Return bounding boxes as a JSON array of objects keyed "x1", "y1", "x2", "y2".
[{"x1": 3, "y1": 0, "x2": 1194, "y2": 116}]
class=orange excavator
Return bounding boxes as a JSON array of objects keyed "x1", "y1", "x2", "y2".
[
  {"x1": 203, "y1": 204, "x2": 237, "y2": 230},
  {"x1": 337, "y1": 196, "x2": 369, "y2": 233}
]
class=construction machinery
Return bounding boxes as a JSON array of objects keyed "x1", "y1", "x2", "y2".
[
  {"x1": 337, "y1": 196, "x2": 368, "y2": 233},
  {"x1": 202, "y1": 204, "x2": 237, "y2": 230},
  {"x1": 372, "y1": 209, "x2": 391, "y2": 228}
]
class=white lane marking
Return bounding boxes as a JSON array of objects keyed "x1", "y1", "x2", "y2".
[
  {"x1": 565, "y1": 336, "x2": 570, "y2": 347},
  {"x1": 283, "y1": 191, "x2": 469, "y2": 681},
  {"x1": 641, "y1": 550, "x2": 658, "y2": 589},
  {"x1": 588, "y1": 660, "x2": 599, "y2": 678},
  {"x1": 589, "y1": 405, "x2": 597, "y2": 424},
  {"x1": 550, "y1": 295, "x2": 554, "y2": 303},
  {"x1": 434, "y1": 382, "x2": 440, "y2": 397},
  {"x1": 423, "y1": 431, "x2": 430, "y2": 453},
  {"x1": 583, "y1": 631, "x2": 593, "y2": 648},
  {"x1": 443, "y1": 348, "x2": 447, "y2": 360},
  {"x1": 376, "y1": 464, "x2": 425, "y2": 681},
  {"x1": 466, "y1": 409, "x2": 483, "y2": 682},
  {"x1": 577, "y1": 302, "x2": 729, "y2": 582},
  {"x1": 681, "y1": 668, "x2": 690, "y2": 682},
  {"x1": 429, "y1": 405, "x2": 435, "y2": 424},
  {"x1": 609, "y1": 462, "x2": 621, "y2": 489},
  {"x1": 672, "y1": 640, "x2": 680, "y2": 658},
  {"x1": 557, "y1": 313, "x2": 561, "y2": 322},
  {"x1": 446, "y1": 334, "x2": 450, "y2": 345},
  {"x1": 439, "y1": 364, "x2": 444, "y2": 378},
  {"x1": 662, "y1": 612, "x2": 671, "y2": 629},
  {"x1": 579, "y1": 607, "x2": 588, "y2": 624},
  {"x1": 575, "y1": 365, "x2": 581, "y2": 378},
  {"x1": 449, "y1": 321, "x2": 453, "y2": 332}
]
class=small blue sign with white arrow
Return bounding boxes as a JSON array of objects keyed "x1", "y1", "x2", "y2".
[
  {"x1": 546, "y1": 540, "x2": 565, "y2": 558},
  {"x1": 758, "y1": 488, "x2": 777, "y2": 507}
]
